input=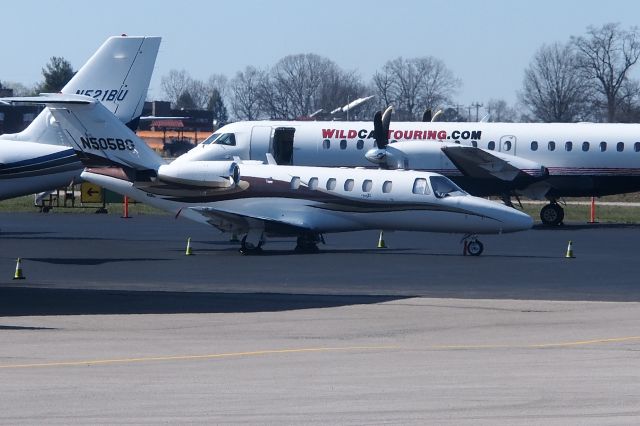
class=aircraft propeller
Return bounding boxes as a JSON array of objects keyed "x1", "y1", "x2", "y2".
[{"x1": 365, "y1": 106, "x2": 394, "y2": 168}]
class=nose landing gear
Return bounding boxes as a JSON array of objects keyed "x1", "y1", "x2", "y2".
[{"x1": 462, "y1": 235, "x2": 484, "y2": 256}]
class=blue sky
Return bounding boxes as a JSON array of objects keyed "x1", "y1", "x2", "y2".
[{"x1": 3, "y1": 0, "x2": 640, "y2": 109}]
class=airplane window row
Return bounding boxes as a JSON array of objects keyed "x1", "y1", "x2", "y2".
[
  {"x1": 485, "y1": 139, "x2": 640, "y2": 153},
  {"x1": 288, "y1": 175, "x2": 461, "y2": 198},
  {"x1": 291, "y1": 176, "x2": 394, "y2": 193},
  {"x1": 528, "y1": 140, "x2": 640, "y2": 152},
  {"x1": 322, "y1": 139, "x2": 368, "y2": 150}
]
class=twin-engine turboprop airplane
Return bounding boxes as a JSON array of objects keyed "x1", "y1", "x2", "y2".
[
  {"x1": 176, "y1": 110, "x2": 640, "y2": 226},
  {"x1": 6, "y1": 95, "x2": 532, "y2": 255},
  {"x1": 0, "y1": 35, "x2": 160, "y2": 202}
]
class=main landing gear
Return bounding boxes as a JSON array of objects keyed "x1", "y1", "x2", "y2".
[
  {"x1": 239, "y1": 235, "x2": 263, "y2": 255},
  {"x1": 462, "y1": 235, "x2": 484, "y2": 256},
  {"x1": 540, "y1": 201, "x2": 564, "y2": 226},
  {"x1": 294, "y1": 234, "x2": 322, "y2": 253}
]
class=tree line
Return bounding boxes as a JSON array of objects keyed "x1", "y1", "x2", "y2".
[{"x1": 3, "y1": 23, "x2": 640, "y2": 124}]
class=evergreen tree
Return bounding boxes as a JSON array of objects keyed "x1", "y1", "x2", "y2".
[
  {"x1": 38, "y1": 57, "x2": 75, "y2": 92},
  {"x1": 207, "y1": 88, "x2": 228, "y2": 126}
]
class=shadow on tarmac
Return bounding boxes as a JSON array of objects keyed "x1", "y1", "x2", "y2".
[
  {"x1": 26, "y1": 257, "x2": 171, "y2": 265},
  {"x1": 0, "y1": 287, "x2": 409, "y2": 317}
]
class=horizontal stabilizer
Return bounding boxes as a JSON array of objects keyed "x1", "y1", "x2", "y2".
[{"x1": 2, "y1": 94, "x2": 96, "y2": 105}]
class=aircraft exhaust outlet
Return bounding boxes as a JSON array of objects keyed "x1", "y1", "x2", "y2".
[
  {"x1": 565, "y1": 240, "x2": 575, "y2": 258},
  {"x1": 185, "y1": 237, "x2": 193, "y2": 256},
  {"x1": 13, "y1": 258, "x2": 26, "y2": 280}
]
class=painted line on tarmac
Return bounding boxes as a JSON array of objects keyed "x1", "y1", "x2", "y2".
[
  {"x1": 2, "y1": 336, "x2": 638, "y2": 370},
  {"x1": 428, "y1": 335, "x2": 640, "y2": 350},
  {"x1": 0, "y1": 345, "x2": 398, "y2": 369}
]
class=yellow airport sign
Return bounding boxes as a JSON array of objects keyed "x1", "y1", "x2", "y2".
[{"x1": 81, "y1": 182, "x2": 103, "y2": 203}]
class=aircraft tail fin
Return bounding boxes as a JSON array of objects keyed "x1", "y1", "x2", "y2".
[
  {"x1": 62, "y1": 35, "x2": 161, "y2": 128},
  {"x1": 8, "y1": 95, "x2": 165, "y2": 171},
  {"x1": 0, "y1": 35, "x2": 160, "y2": 145}
]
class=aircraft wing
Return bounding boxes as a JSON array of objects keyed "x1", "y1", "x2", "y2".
[
  {"x1": 189, "y1": 206, "x2": 313, "y2": 235},
  {"x1": 441, "y1": 145, "x2": 547, "y2": 181}
]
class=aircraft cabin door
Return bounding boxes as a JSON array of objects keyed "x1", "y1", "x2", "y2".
[
  {"x1": 250, "y1": 126, "x2": 272, "y2": 161},
  {"x1": 499, "y1": 135, "x2": 517, "y2": 155},
  {"x1": 272, "y1": 127, "x2": 295, "y2": 165}
]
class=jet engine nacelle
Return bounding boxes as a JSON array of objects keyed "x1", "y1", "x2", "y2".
[{"x1": 157, "y1": 161, "x2": 240, "y2": 188}]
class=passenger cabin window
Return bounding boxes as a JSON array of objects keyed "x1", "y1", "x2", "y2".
[
  {"x1": 617, "y1": 142, "x2": 625, "y2": 152},
  {"x1": 531, "y1": 141, "x2": 538, "y2": 151},
  {"x1": 290, "y1": 177, "x2": 300, "y2": 189},
  {"x1": 635, "y1": 142, "x2": 640, "y2": 152},
  {"x1": 382, "y1": 181, "x2": 393, "y2": 193},
  {"x1": 356, "y1": 140, "x2": 364, "y2": 150},
  {"x1": 503, "y1": 141, "x2": 512, "y2": 151},
  {"x1": 412, "y1": 178, "x2": 430, "y2": 195},
  {"x1": 548, "y1": 141, "x2": 556, "y2": 151},
  {"x1": 488, "y1": 141, "x2": 495, "y2": 150},
  {"x1": 326, "y1": 178, "x2": 336, "y2": 190},
  {"x1": 362, "y1": 179, "x2": 372, "y2": 192},
  {"x1": 565, "y1": 141, "x2": 573, "y2": 151},
  {"x1": 322, "y1": 139, "x2": 330, "y2": 149},
  {"x1": 582, "y1": 142, "x2": 590, "y2": 152},
  {"x1": 202, "y1": 132, "x2": 236, "y2": 146},
  {"x1": 340, "y1": 140, "x2": 347, "y2": 150},
  {"x1": 430, "y1": 176, "x2": 466, "y2": 198},
  {"x1": 600, "y1": 141, "x2": 607, "y2": 152},
  {"x1": 308, "y1": 177, "x2": 318, "y2": 190},
  {"x1": 344, "y1": 179, "x2": 354, "y2": 191}
]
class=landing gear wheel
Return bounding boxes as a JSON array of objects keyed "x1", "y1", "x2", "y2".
[
  {"x1": 294, "y1": 234, "x2": 320, "y2": 253},
  {"x1": 239, "y1": 235, "x2": 263, "y2": 255},
  {"x1": 466, "y1": 240, "x2": 484, "y2": 256},
  {"x1": 540, "y1": 203, "x2": 564, "y2": 226}
]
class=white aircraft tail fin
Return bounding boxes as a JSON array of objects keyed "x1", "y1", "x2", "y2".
[
  {"x1": 17, "y1": 95, "x2": 166, "y2": 171},
  {"x1": 0, "y1": 35, "x2": 160, "y2": 145},
  {"x1": 62, "y1": 35, "x2": 161, "y2": 128}
]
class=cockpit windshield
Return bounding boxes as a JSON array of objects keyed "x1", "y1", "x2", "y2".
[
  {"x1": 429, "y1": 176, "x2": 467, "y2": 198},
  {"x1": 201, "y1": 133, "x2": 236, "y2": 146}
]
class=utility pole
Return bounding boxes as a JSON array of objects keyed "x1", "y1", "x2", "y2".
[{"x1": 471, "y1": 102, "x2": 483, "y2": 122}]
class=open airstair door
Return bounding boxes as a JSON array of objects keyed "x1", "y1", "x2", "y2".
[{"x1": 272, "y1": 127, "x2": 295, "y2": 165}]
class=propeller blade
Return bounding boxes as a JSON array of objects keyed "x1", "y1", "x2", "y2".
[
  {"x1": 381, "y1": 106, "x2": 393, "y2": 135},
  {"x1": 373, "y1": 110, "x2": 387, "y2": 149},
  {"x1": 422, "y1": 109, "x2": 432, "y2": 122}
]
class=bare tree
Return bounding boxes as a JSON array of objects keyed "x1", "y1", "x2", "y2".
[
  {"x1": 230, "y1": 66, "x2": 265, "y2": 120},
  {"x1": 161, "y1": 70, "x2": 193, "y2": 107},
  {"x1": 572, "y1": 23, "x2": 640, "y2": 122},
  {"x1": 485, "y1": 99, "x2": 518, "y2": 122},
  {"x1": 519, "y1": 42, "x2": 589, "y2": 122},
  {"x1": 372, "y1": 57, "x2": 460, "y2": 121}
]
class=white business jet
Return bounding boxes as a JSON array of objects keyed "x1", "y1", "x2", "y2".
[
  {"x1": 5, "y1": 95, "x2": 532, "y2": 255},
  {"x1": 177, "y1": 111, "x2": 640, "y2": 226},
  {"x1": 0, "y1": 35, "x2": 160, "y2": 202}
]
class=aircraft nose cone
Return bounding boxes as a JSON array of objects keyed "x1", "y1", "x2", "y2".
[{"x1": 502, "y1": 208, "x2": 534, "y2": 232}]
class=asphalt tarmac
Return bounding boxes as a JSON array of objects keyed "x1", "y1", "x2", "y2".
[{"x1": 1, "y1": 212, "x2": 639, "y2": 424}]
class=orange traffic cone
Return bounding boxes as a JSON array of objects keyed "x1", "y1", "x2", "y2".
[
  {"x1": 565, "y1": 240, "x2": 575, "y2": 258},
  {"x1": 13, "y1": 258, "x2": 25, "y2": 280},
  {"x1": 185, "y1": 237, "x2": 193, "y2": 256}
]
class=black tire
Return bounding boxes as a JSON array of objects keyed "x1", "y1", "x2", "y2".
[
  {"x1": 540, "y1": 203, "x2": 564, "y2": 226},
  {"x1": 467, "y1": 240, "x2": 484, "y2": 256},
  {"x1": 239, "y1": 235, "x2": 263, "y2": 255}
]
